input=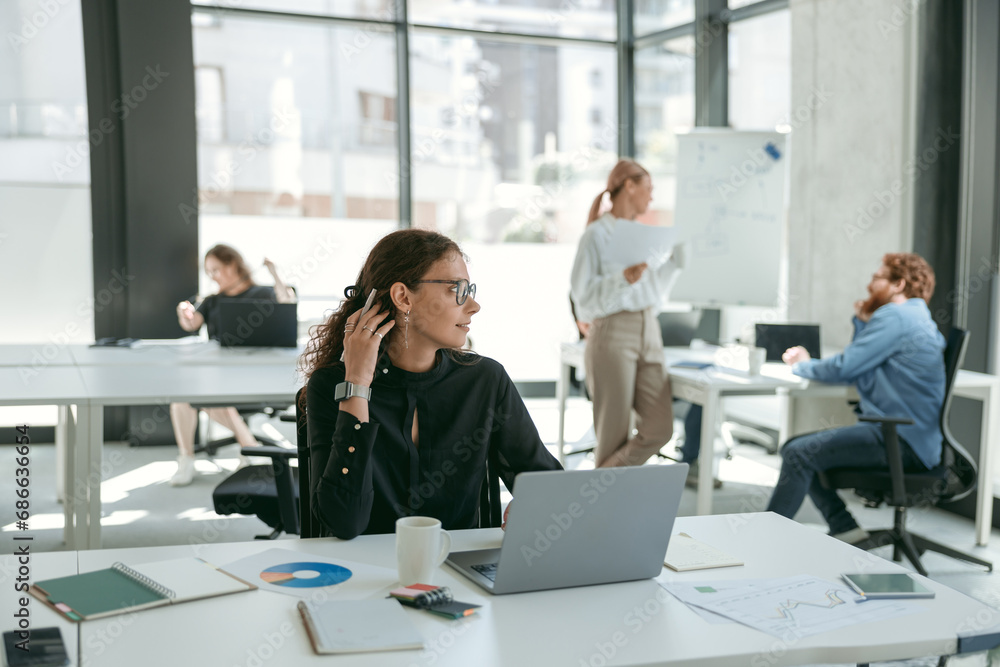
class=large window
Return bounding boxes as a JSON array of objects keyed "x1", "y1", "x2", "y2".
[
  {"x1": 728, "y1": 9, "x2": 791, "y2": 129},
  {"x1": 0, "y1": 0, "x2": 93, "y2": 345},
  {"x1": 183, "y1": 0, "x2": 790, "y2": 381},
  {"x1": 192, "y1": 12, "x2": 400, "y2": 324},
  {"x1": 407, "y1": 32, "x2": 616, "y2": 378},
  {"x1": 634, "y1": 0, "x2": 695, "y2": 36},
  {"x1": 635, "y1": 36, "x2": 695, "y2": 228},
  {"x1": 410, "y1": 0, "x2": 616, "y2": 40}
]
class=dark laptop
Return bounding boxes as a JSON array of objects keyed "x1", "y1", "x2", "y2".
[
  {"x1": 658, "y1": 310, "x2": 702, "y2": 347},
  {"x1": 754, "y1": 323, "x2": 821, "y2": 362},
  {"x1": 216, "y1": 299, "x2": 297, "y2": 348}
]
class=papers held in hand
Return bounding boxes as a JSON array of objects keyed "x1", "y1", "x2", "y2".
[
  {"x1": 605, "y1": 220, "x2": 676, "y2": 268},
  {"x1": 841, "y1": 573, "x2": 935, "y2": 601}
]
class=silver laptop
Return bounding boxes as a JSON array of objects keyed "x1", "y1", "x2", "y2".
[{"x1": 446, "y1": 465, "x2": 687, "y2": 595}]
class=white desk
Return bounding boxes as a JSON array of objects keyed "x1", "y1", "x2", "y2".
[
  {"x1": 24, "y1": 514, "x2": 995, "y2": 665},
  {"x1": 67, "y1": 340, "x2": 304, "y2": 366},
  {"x1": 0, "y1": 342, "x2": 303, "y2": 551},
  {"x1": 558, "y1": 341, "x2": 1000, "y2": 545},
  {"x1": 66, "y1": 361, "x2": 302, "y2": 550}
]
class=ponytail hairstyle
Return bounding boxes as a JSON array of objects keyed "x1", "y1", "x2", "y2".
[
  {"x1": 205, "y1": 243, "x2": 254, "y2": 289},
  {"x1": 586, "y1": 158, "x2": 651, "y2": 224},
  {"x1": 298, "y1": 229, "x2": 463, "y2": 382}
]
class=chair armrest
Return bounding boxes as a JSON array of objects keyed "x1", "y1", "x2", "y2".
[
  {"x1": 858, "y1": 415, "x2": 914, "y2": 426},
  {"x1": 241, "y1": 445, "x2": 297, "y2": 460}
]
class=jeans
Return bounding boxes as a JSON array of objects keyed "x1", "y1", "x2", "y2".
[
  {"x1": 678, "y1": 403, "x2": 703, "y2": 464},
  {"x1": 765, "y1": 422, "x2": 928, "y2": 534}
]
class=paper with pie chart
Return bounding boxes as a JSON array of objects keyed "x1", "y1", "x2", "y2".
[{"x1": 221, "y1": 548, "x2": 397, "y2": 599}]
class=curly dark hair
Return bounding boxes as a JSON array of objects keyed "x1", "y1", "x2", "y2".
[
  {"x1": 883, "y1": 252, "x2": 936, "y2": 303},
  {"x1": 298, "y1": 229, "x2": 464, "y2": 382}
]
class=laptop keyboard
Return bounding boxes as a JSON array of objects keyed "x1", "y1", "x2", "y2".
[{"x1": 471, "y1": 562, "x2": 499, "y2": 581}]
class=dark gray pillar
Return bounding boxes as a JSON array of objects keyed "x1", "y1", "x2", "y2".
[{"x1": 82, "y1": 0, "x2": 200, "y2": 443}]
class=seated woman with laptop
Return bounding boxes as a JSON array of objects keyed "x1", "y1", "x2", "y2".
[
  {"x1": 168, "y1": 244, "x2": 295, "y2": 486},
  {"x1": 300, "y1": 229, "x2": 561, "y2": 540}
]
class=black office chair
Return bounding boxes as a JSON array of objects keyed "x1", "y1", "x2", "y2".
[
  {"x1": 211, "y1": 389, "x2": 302, "y2": 539},
  {"x1": 817, "y1": 327, "x2": 992, "y2": 576},
  {"x1": 193, "y1": 402, "x2": 291, "y2": 457}
]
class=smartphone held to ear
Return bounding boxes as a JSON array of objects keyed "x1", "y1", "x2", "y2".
[{"x1": 341, "y1": 288, "x2": 378, "y2": 361}]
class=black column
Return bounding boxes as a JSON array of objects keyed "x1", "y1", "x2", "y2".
[
  {"x1": 82, "y1": 0, "x2": 200, "y2": 443},
  {"x1": 911, "y1": 0, "x2": 963, "y2": 334},
  {"x1": 82, "y1": 0, "x2": 199, "y2": 340}
]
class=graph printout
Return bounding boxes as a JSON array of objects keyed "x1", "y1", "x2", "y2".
[{"x1": 660, "y1": 575, "x2": 923, "y2": 638}]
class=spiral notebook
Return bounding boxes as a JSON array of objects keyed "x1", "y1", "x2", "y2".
[{"x1": 30, "y1": 557, "x2": 256, "y2": 621}]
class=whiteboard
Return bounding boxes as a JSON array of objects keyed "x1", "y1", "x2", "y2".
[{"x1": 669, "y1": 129, "x2": 788, "y2": 307}]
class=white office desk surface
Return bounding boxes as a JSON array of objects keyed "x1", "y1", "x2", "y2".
[
  {"x1": 76, "y1": 362, "x2": 301, "y2": 405},
  {"x1": 67, "y1": 340, "x2": 304, "y2": 366},
  {"x1": 61, "y1": 363, "x2": 302, "y2": 551},
  {"x1": 0, "y1": 550, "x2": 80, "y2": 665},
  {"x1": 0, "y1": 344, "x2": 76, "y2": 367},
  {"x1": 64, "y1": 513, "x2": 996, "y2": 667},
  {"x1": 0, "y1": 366, "x2": 89, "y2": 405}
]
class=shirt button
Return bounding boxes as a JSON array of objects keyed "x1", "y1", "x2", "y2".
[
  {"x1": 354, "y1": 423, "x2": 361, "y2": 430},
  {"x1": 348, "y1": 446, "x2": 356, "y2": 453},
  {"x1": 341, "y1": 467, "x2": 349, "y2": 475},
  {"x1": 382, "y1": 368, "x2": 389, "y2": 374}
]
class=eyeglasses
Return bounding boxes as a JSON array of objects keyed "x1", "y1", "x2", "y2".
[{"x1": 416, "y1": 279, "x2": 477, "y2": 306}]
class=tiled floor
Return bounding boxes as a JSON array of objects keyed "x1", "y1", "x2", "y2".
[{"x1": 3, "y1": 397, "x2": 999, "y2": 665}]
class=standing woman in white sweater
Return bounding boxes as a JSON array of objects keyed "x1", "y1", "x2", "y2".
[{"x1": 570, "y1": 159, "x2": 682, "y2": 468}]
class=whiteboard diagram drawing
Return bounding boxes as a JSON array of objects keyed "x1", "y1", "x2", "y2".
[{"x1": 668, "y1": 129, "x2": 789, "y2": 307}]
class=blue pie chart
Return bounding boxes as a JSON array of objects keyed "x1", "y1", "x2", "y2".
[{"x1": 260, "y1": 561, "x2": 353, "y2": 588}]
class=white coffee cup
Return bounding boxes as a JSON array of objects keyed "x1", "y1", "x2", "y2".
[
  {"x1": 396, "y1": 516, "x2": 452, "y2": 586},
  {"x1": 748, "y1": 346, "x2": 767, "y2": 376}
]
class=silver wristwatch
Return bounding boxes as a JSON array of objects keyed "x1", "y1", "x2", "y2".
[{"x1": 334, "y1": 381, "x2": 372, "y2": 402}]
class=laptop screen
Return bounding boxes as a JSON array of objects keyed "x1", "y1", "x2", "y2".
[
  {"x1": 216, "y1": 299, "x2": 298, "y2": 347},
  {"x1": 754, "y1": 323, "x2": 821, "y2": 362},
  {"x1": 658, "y1": 310, "x2": 701, "y2": 347}
]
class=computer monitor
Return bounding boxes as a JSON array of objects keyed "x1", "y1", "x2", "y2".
[
  {"x1": 216, "y1": 299, "x2": 297, "y2": 348},
  {"x1": 754, "y1": 323, "x2": 821, "y2": 362},
  {"x1": 658, "y1": 310, "x2": 701, "y2": 347}
]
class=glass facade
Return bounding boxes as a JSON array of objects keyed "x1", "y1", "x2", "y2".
[
  {"x1": 728, "y1": 9, "x2": 791, "y2": 130},
  {"x1": 1, "y1": 0, "x2": 791, "y2": 380},
  {"x1": 0, "y1": 0, "x2": 93, "y2": 345}
]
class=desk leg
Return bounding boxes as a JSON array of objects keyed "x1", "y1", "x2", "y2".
[
  {"x1": 695, "y1": 392, "x2": 719, "y2": 515},
  {"x1": 556, "y1": 360, "x2": 570, "y2": 466},
  {"x1": 62, "y1": 405, "x2": 78, "y2": 548},
  {"x1": 976, "y1": 386, "x2": 998, "y2": 546},
  {"x1": 56, "y1": 406, "x2": 68, "y2": 503},
  {"x1": 74, "y1": 403, "x2": 104, "y2": 550}
]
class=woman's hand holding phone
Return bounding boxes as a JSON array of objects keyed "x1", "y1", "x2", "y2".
[{"x1": 342, "y1": 289, "x2": 395, "y2": 386}]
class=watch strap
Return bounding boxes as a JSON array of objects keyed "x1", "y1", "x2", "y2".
[{"x1": 334, "y1": 381, "x2": 372, "y2": 402}]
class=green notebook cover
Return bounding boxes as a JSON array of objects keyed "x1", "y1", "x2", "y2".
[{"x1": 34, "y1": 568, "x2": 168, "y2": 619}]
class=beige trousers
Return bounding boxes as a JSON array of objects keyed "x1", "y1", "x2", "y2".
[{"x1": 585, "y1": 308, "x2": 673, "y2": 467}]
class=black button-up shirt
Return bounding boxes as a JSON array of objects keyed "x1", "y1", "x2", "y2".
[{"x1": 307, "y1": 351, "x2": 562, "y2": 539}]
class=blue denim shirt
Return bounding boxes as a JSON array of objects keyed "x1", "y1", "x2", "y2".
[{"x1": 792, "y1": 299, "x2": 946, "y2": 468}]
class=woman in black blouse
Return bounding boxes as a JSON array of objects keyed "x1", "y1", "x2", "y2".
[{"x1": 299, "y1": 229, "x2": 561, "y2": 539}]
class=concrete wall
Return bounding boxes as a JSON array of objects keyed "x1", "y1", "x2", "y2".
[{"x1": 787, "y1": 0, "x2": 916, "y2": 348}]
